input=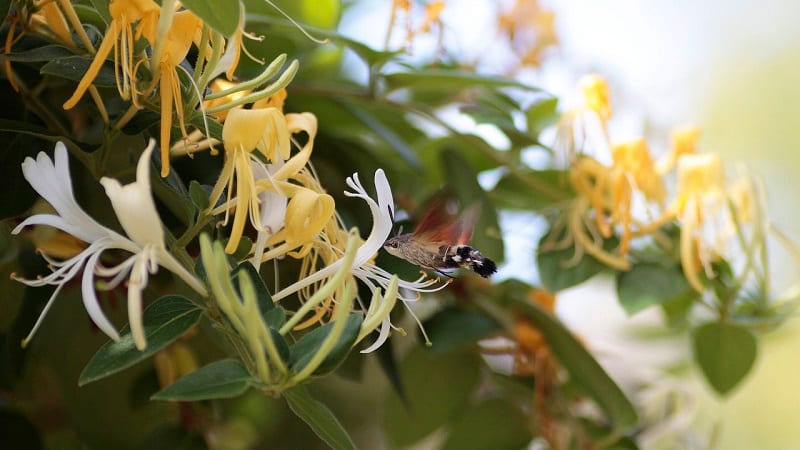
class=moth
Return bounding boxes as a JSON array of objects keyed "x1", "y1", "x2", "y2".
[{"x1": 383, "y1": 199, "x2": 497, "y2": 278}]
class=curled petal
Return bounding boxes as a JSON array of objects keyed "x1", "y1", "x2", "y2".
[{"x1": 100, "y1": 140, "x2": 164, "y2": 247}]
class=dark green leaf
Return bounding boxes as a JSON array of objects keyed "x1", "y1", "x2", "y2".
[
  {"x1": 86, "y1": 0, "x2": 111, "y2": 24},
  {"x1": 284, "y1": 385, "x2": 356, "y2": 450},
  {"x1": 230, "y1": 236, "x2": 254, "y2": 262},
  {"x1": 151, "y1": 359, "x2": 253, "y2": 401},
  {"x1": 40, "y1": 56, "x2": 116, "y2": 87},
  {"x1": 289, "y1": 313, "x2": 363, "y2": 376},
  {"x1": 424, "y1": 307, "x2": 501, "y2": 353},
  {"x1": 188, "y1": 181, "x2": 210, "y2": 211},
  {"x1": 440, "y1": 399, "x2": 532, "y2": 450},
  {"x1": 342, "y1": 101, "x2": 421, "y2": 169},
  {"x1": 232, "y1": 262, "x2": 274, "y2": 314},
  {"x1": 3, "y1": 45, "x2": 74, "y2": 62},
  {"x1": 616, "y1": 263, "x2": 694, "y2": 315},
  {"x1": 693, "y1": 322, "x2": 757, "y2": 395},
  {"x1": 247, "y1": 14, "x2": 400, "y2": 68},
  {"x1": 383, "y1": 70, "x2": 539, "y2": 94},
  {"x1": 181, "y1": 0, "x2": 241, "y2": 36},
  {"x1": 537, "y1": 230, "x2": 619, "y2": 292},
  {"x1": 491, "y1": 169, "x2": 572, "y2": 210},
  {"x1": 79, "y1": 296, "x2": 203, "y2": 385},
  {"x1": 385, "y1": 348, "x2": 482, "y2": 447},
  {"x1": 500, "y1": 280, "x2": 638, "y2": 432},
  {"x1": 263, "y1": 307, "x2": 286, "y2": 330}
]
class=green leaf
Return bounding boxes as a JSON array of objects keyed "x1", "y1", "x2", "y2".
[
  {"x1": 232, "y1": 262, "x2": 274, "y2": 314},
  {"x1": 500, "y1": 280, "x2": 638, "y2": 433},
  {"x1": 248, "y1": 14, "x2": 401, "y2": 68},
  {"x1": 491, "y1": 169, "x2": 572, "y2": 210},
  {"x1": 151, "y1": 359, "x2": 253, "y2": 401},
  {"x1": 40, "y1": 56, "x2": 117, "y2": 87},
  {"x1": 289, "y1": 313, "x2": 363, "y2": 376},
  {"x1": 3, "y1": 45, "x2": 74, "y2": 62},
  {"x1": 525, "y1": 97, "x2": 560, "y2": 136},
  {"x1": 79, "y1": 296, "x2": 203, "y2": 386},
  {"x1": 616, "y1": 263, "x2": 694, "y2": 315},
  {"x1": 440, "y1": 399, "x2": 532, "y2": 450},
  {"x1": 693, "y1": 322, "x2": 757, "y2": 395},
  {"x1": 284, "y1": 385, "x2": 356, "y2": 450},
  {"x1": 424, "y1": 307, "x2": 501, "y2": 354},
  {"x1": 188, "y1": 181, "x2": 211, "y2": 211},
  {"x1": 537, "y1": 230, "x2": 619, "y2": 292},
  {"x1": 385, "y1": 348, "x2": 482, "y2": 447},
  {"x1": 181, "y1": 0, "x2": 241, "y2": 36},
  {"x1": 383, "y1": 70, "x2": 540, "y2": 94},
  {"x1": 342, "y1": 101, "x2": 421, "y2": 169},
  {"x1": 440, "y1": 148, "x2": 504, "y2": 262},
  {"x1": 263, "y1": 307, "x2": 287, "y2": 330}
]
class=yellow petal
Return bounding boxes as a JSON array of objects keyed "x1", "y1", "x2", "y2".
[
  {"x1": 579, "y1": 74, "x2": 612, "y2": 123},
  {"x1": 223, "y1": 108, "x2": 272, "y2": 153}
]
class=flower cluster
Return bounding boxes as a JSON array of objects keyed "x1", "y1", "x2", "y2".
[
  {"x1": 550, "y1": 75, "x2": 772, "y2": 294},
  {"x1": 8, "y1": 2, "x2": 450, "y2": 392}
]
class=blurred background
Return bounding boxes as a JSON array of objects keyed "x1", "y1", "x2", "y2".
[{"x1": 346, "y1": 1, "x2": 800, "y2": 448}]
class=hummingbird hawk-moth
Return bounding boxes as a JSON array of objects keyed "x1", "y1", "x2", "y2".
[{"x1": 383, "y1": 199, "x2": 497, "y2": 278}]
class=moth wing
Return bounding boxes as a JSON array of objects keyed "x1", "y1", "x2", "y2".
[
  {"x1": 455, "y1": 204, "x2": 480, "y2": 245},
  {"x1": 413, "y1": 197, "x2": 462, "y2": 244}
]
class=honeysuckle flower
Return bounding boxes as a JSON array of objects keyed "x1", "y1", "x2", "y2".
[
  {"x1": 556, "y1": 75, "x2": 613, "y2": 161},
  {"x1": 207, "y1": 107, "x2": 296, "y2": 254},
  {"x1": 670, "y1": 153, "x2": 729, "y2": 291},
  {"x1": 497, "y1": 0, "x2": 558, "y2": 68},
  {"x1": 12, "y1": 140, "x2": 206, "y2": 350},
  {"x1": 62, "y1": 0, "x2": 160, "y2": 110},
  {"x1": 656, "y1": 125, "x2": 701, "y2": 175},
  {"x1": 560, "y1": 139, "x2": 665, "y2": 270},
  {"x1": 151, "y1": 9, "x2": 202, "y2": 177},
  {"x1": 270, "y1": 169, "x2": 447, "y2": 353}
]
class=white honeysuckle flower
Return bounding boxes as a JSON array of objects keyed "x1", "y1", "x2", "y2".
[
  {"x1": 12, "y1": 140, "x2": 207, "y2": 350},
  {"x1": 271, "y1": 169, "x2": 447, "y2": 353}
]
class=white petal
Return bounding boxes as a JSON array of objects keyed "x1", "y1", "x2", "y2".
[
  {"x1": 82, "y1": 249, "x2": 121, "y2": 341},
  {"x1": 100, "y1": 140, "x2": 164, "y2": 246},
  {"x1": 20, "y1": 144, "x2": 108, "y2": 243},
  {"x1": 360, "y1": 318, "x2": 391, "y2": 354}
]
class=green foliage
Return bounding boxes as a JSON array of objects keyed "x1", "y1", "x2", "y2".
[
  {"x1": 289, "y1": 313, "x2": 364, "y2": 377},
  {"x1": 423, "y1": 307, "x2": 502, "y2": 354},
  {"x1": 181, "y1": 0, "x2": 242, "y2": 36},
  {"x1": 384, "y1": 347, "x2": 482, "y2": 447},
  {"x1": 152, "y1": 359, "x2": 254, "y2": 401},
  {"x1": 284, "y1": 385, "x2": 357, "y2": 450},
  {"x1": 499, "y1": 280, "x2": 639, "y2": 434},
  {"x1": 617, "y1": 263, "x2": 694, "y2": 315},
  {"x1": 79, "y1": 296, "x2": 203, "y2": 386},
  {"x1": 693, "y1": 321, "x2": 758, "y2": 395},
  {"x1": 440, "y1": 398, "x2": 532, "y2": 450},
  {"x1": 537, "y1": 231, "x2": 620, "y2": 292}
]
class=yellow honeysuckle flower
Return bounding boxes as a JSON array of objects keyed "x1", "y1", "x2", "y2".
[
  {"x1": 672, "y1": 153, "x2": 727, "y2": 292},
  {"x1": 63, "y1": 0, "x2": 160, "y2": 110},
  {"x1": 612, "y1": 139, "x2": 666, "y2": 204},
  {"x1": 657, "y1": 125, "x2": 701, "y2": 175},
  {"x1": 208, "y1": 108, "x2": 309, "y2": 254},
  {"x1": 579, "y1": 74, "x2": 612, "y2": 125},
  {"x1": 153, "y1": 10, "x2": 202, "y2": 177}
]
